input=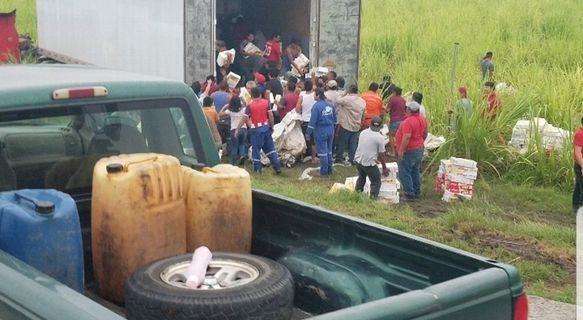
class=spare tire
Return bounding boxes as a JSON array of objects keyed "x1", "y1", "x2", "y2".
[{"x1": 125, "y1": 252, "x2": 294, "y2": 320}]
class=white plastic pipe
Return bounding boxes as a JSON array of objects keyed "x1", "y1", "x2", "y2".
[{"x1": 185, "y1": 246, "x2": 212, "y2": 288}]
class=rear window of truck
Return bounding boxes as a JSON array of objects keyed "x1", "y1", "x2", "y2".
[{"x1": 0, "y1": 98, "x2": 201, "y2": 193}]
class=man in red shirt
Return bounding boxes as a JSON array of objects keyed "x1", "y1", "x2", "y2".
[
  {"x1": 483, "y1": 81, "x2": 501, "y2": 119},
  {"x1": 264, "y1": 32, "x2": 282, "y2": 74},
  {"x1": 395, "y1": 101, "x2": 428, "y2": 200},
  {"x1": 573, "y1": 117, "x2": 583, "y2": 212},
  {"x1": 277, "y1": 81, "x2": 299, "y2": 120},
  {"x1": 361, "y1": 82, "x2": 384, "y2": 129},
  {"x1": 238, "y1": 87, "x2": 282, "y2": 174}
]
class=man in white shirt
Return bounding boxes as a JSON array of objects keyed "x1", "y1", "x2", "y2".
[{"x1": 353, "y1": 117, "x2": 389, "y2": 199}]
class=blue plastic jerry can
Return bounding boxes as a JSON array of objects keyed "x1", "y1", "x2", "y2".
[{"x1": 0, "y1": 189, "x2": 84, "y2": 293}]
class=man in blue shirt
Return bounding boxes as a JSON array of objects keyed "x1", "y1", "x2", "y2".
[
  {"x1": 210, "y1": 81, "x2": 230, "y2": 112},
  {"x1": 306, "y1": 88, "x2": 337, "y2": 176}
]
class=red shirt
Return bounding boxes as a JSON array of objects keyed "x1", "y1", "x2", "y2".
[
  {"x1": 201, "y1": 82, "x2": 218, "y2": 95},
  {"x1": 573, "y1": 128, "x2": 583, "y2": 160},
  {"x1": 485, "y1": 92, "x2": 501, "y2": 118},
  {"x1": 265, "y1": 40, "x2": 282, "y2": 62},
  {"x1": 279, "y1": 91, "x2": 299, "y2": 119},
  {"x1": 395, "y1": 114, "x2": 428, "y2": 152},
  {"x1": 246, "y1": 98, "x2": 270, "y2": 128},
  {"x1": 388, "y1": 95, "x2": 407, "y2": 122}
]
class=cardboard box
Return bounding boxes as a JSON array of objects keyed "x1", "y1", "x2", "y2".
[
  {"x1": 243, "y1": 42, "x2": 262, "y2": 56},
  {"x1": 217, "y1": 49, "x2": 236, "y2": 67},
  {"x1": 437, "y1": 157, "x2": 478, "y2": 201},
  {"x1": 450, "y1": 157, "x2": 477, "y2": 169},
  {"x1": 225, "y1": 72, "x2": 241, "y2": 89}
]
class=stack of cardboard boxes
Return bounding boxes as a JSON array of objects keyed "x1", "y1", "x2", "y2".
[
  {"x1": 509, "y1": 118, "x2": 570, "y2": 153},
  {"x1": 435, "y1": 157, "x2": 478, "y2": 202},
  {"x1": 344, "y1": 163, "x2": 400, "y2": 204}
]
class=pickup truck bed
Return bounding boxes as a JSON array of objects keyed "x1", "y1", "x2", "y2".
[
  {"x1": 0, "y1": 189, "x2": 523, "y2": 320},
  {"x1": 0, "y1": 188, "x2": 524, "y2": 320},
  {"x1": 62, "y1": 189, "x2": 521, "y2": 319}
]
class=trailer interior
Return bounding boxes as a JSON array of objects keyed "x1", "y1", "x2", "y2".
[{"x1": 216, "y1": 0, "x2": 312, "y2": 60}]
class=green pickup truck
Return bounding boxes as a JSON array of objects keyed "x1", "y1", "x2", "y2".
[{"x1": 0, "y1": 65, "x2": 528, "y2": 320}]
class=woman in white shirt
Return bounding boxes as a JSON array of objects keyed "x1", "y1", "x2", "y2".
[
  {"x1": 219, "y1": 97, "x2": 248, "y2": 165},
  {"x1": 295, "y1": 79, "x2": 317, "y2": 163}
]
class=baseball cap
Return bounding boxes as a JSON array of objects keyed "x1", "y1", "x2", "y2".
[
  {"x1": 326, "y1": 80, "x2": 338, "y2": 89},
  {"x1": 254, "y1": 72, "x2": 266, "y2": 85},
  {"x1": 370, "y1": 116, "x2": 383, "y2": 131},
  {"x1": 407, "y1": 101, "x2": 421, "y2": 112}
]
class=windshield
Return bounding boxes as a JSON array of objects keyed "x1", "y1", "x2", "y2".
[{"x1": 0, "y1": 98, "x2": 202, "y2": 193}]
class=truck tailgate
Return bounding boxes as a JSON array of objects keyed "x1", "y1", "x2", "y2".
[
  {"x1": 251, "y1": 190, "x2": 522, "y2": 319},
  {"x1": 311, "y1": 268, "x2": 512, "y2": 320}
]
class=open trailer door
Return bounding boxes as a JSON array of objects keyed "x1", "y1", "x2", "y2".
[
  {"x1": 37, "y1": 0, "x2": 186, "y2": 81},
  {"x1": 185, "y1": 0, "x2": 216, "y2": 85},
  {"x1": 316, "y1": 0, "x2": 361, "y2": 84}
]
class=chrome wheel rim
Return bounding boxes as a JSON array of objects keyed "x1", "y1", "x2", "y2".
[{"x1": 160, "y1": 258, "x2": 260, "y2": 290}]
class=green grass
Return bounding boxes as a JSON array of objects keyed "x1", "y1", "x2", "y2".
[
  {"x1": 0, "y1": 0, "x2": 36, "y2": 41},
  {"x1": 249, "y1": 164, "x2": 575, "y2": 303}
]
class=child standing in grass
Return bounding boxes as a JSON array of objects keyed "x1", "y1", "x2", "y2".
[{"x1": 482, "y1": 82, "x2": 501, "y2": 119}]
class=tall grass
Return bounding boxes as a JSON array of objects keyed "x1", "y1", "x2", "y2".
[
  {"x1": 0, "y1": 0, "x2": 37, "y2": 41},
  {"x1": 361, "y1": 0, "x2": 583, "y2": 190}
]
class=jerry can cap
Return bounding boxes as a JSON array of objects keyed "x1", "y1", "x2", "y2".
[
  {"x1": 35, "y1": 201, "x2": 55, "y2": 214},
  {"x1": 106, "y1": 163, "x2": 124, "y2": 174}
]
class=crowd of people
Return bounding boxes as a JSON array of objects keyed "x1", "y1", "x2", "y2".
[{"x1": 190, "y1": 43, "x2": 505, "y2": 202}]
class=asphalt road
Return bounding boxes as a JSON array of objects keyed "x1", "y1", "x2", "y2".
[{"x1": 529, "y1": 296, "x2": 575, "y2": 320}]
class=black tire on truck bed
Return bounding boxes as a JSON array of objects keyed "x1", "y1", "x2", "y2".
[{"x1": 125, "y1": 252, "x2": 294, "y2": 320}]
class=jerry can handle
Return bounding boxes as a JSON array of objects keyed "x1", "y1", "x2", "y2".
[
  {"x1": 14, "y1": 192, "x2": 55, "y2": 214},
  {"x1": 202, "y1": 167, "x2": 218, "y2": 174},
  {"x1": 125, "y1": 156, "x2": 159, "y2": 170},
  {"x1": 106, "y1": 156, "x2": 159, "y2": 174}
]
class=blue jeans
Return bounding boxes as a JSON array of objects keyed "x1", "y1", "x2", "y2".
[
  {"x1": 398, "y1": 147, "x2": 424, "y2": 198},
  {"x1": 250, "y1": 126, "x2": 281, "y2": 173},
  {"x1": 389, "y1": 121, "x2": 402, "y2": 134},
  {"x1": 315, "y1": 126, "x2": 335, "y2": 176},
  {"x1": 335, "y1": 126, "x2": 359, "y2": 163},
  {"x1": 230, "y1": 128, "x2": 247, "y2": 165}
]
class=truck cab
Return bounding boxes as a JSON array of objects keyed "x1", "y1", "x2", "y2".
[{"x1": 0, "y1": 65, "x2": 527, "y2": 320}]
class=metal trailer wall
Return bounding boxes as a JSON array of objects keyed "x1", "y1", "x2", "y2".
[
  {"x1": 317, "y1": 0, "x2": 361, "y2": 85},
  {"x1": 184, "y1": 0, "x2": 215, "y2": 85},
  {"x1": 37, "y1": 0, "x2": 185, "y2": 82}
]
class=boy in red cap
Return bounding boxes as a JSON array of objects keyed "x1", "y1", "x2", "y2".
[
  {"x1": 448, "y1": 86, "x2": 474, "y2": 130},
  {"x1": 254, "y1": 72, "x2": 267, "y2": 95}
]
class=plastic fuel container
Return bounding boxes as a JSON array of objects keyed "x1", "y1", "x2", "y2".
[
  {"x1": 0, "y1": 189, "x2": 84, "y2": 292},
  {"x1": 91, "y1": 153, "x2": 186, "y2": 303},
  {"x1": 183, "y1": 164, "x2": 252, "y2": 253}
]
